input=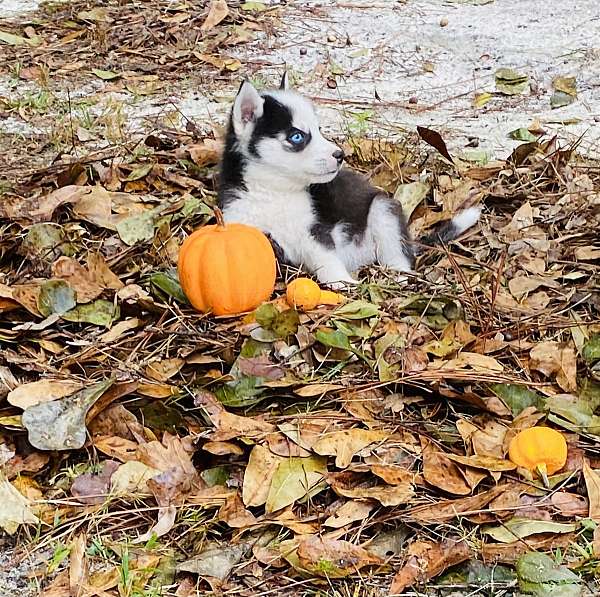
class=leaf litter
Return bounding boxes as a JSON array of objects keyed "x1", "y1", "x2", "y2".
[{"x1": 1, "y1": 2, "x2": 600, "y2": 597}]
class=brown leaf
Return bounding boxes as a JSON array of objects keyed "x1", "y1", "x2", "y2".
[
  {"x1": 371, "y1": 465, "x2": 414, "y2": 485},
  {"x1": 416, "y1": 126, "x2": 454, "y2": 163},
  {"x1": 88, "y1": 404, "x2": 144, "y2": 441},
  {"x1": 203, "y1": 440, "x2": 243, "y2": 456},
  {"x1": 313, "y1": 429, "x2": 388, "y2": 468},
  {"x1": 333, "y1": 482, "x2": 415, "y2": 507},
  {"x1": 69, "y1": 533, "x2": 88, "y2": 596},
  {"x1": 583, "y1": 460, "x2": 600, "y2": 521},
  {"x1": 188, "y1": 139, "x2": 221, "y2": 167},
  {"x1": 93, "y1": 435, "x2": 139, "y2": 462},
  {"x1": 237, "y1": 356, "x2": 285, "y2": 380},
  {"x1": 550, "y1": 492, "x2": 588, "y2": 517},
  {"x1": 145, "y1": 358, "x2": 185, "y2": 382},
  {"x1": 8, "y1": 379, "x2": 83, "y2": 409},
  {"x1": 422, "y1": 440, "x2": 471, "y2": 495},
  {"x1": 407, "y1": 485, "x2": 506, "y2": 523},
  {"x1": 51, "y1": 257, "x2": 103, "y2": 303},
  {"x1": 297, "y1": 536, "x2": 383, "y2": 578},
  {"x1": 30, "y1": 186, "x2": 92, "y2": 221},
  {"x1": 445, "y1": 454, "x2": 516, "y2": 472},
  {"x1": 200, "y1": 0, "x2": 229, "y2": 31},
  {"x1": 86, "y1": 253, "x2": 123, "y2": 289},
  {"x1": 242, "y1": 445, "x2": 284, "y2": 507},
  {"x1": 481, "y1": 533, "x2": 575, "y2": 564},
  {"x1": 71, "y1": 460, "x2": 120, "y2": 505},
  {"x1": 218, "y1": 492, "x2": 257, "y2": 528},
  {"x1": 529, "y1": 341, "x2": 577, "y2": 392},
  {"x1": 324, "y1": 500, "x2": 375, "y2": 528},
  {"x1": 389, "y1": 538, "x2": 471, "y2": 594}
]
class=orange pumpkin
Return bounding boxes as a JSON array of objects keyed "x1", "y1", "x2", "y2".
[{"x1": 178, "y1": 210, "x2": 276, "y2": 316}]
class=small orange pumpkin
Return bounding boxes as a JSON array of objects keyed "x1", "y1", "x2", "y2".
[
  {"x1": 178, "y1": 210, "x2": 276, "y2": 316},
  {"x1": 286, "y1": 278, "x2": 343, "y2": 311},
  {"x1": 508, "y1": 426, "x2": 567, "y2": 487}
]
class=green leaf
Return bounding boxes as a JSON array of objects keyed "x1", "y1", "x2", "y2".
[
  {"x1": 582, "y1": 335, "x2": 600, "y2": 364},
  {"x1": 116, "y1": 207, "x2": 160, "y2": 246},
  {"x1": 490, "y1": 383, "x2": 545, "y2": 416},
  {"x1": 517, "y1": 552, "x2": 581, "y2": 596},
  {"x1": 509, "y1": 128, "x2": 539, "y2": 142},
  {"x1": 255, "y1": 303, "x2": 278, "y2": 328},
  {"x1": 495, "y1": 68, "x2": 529, "y2": 95},
  {"x1": 393, "y1": 182, "x2": 429, "y2": 220},
  {"x1": 0, "y1": 30, "x2": 41, "y2": 46},
  {"x1": 22, "y1": 378, "x2": 114, "y2": 451},
  {"x1": 334, "y1": 300, "x2": 379, "y2": 320},
  {"x1": 149, "y1": 271, "x2": 188, "y2": 304},
  {"x1": 550, "y1": 91, "x2": 575, "y2": 109},
  {"x1": 38, "y1": 280, "x2": 77, "y2": 316},
  {"x1": 124, "y1": 163, "x2": 153, "y2": 181},
  {"x1": 265, "y1": 456, "x2": 328, "y2": 512},
  {"x1": 62, "y1": 299, "x2": 118, "y2": 327},
  {"x1": 91, "y1": 68, "x2": 121, "y2": 80},
  {"x1": 315, "y1": 329, "x2": 352, "y2": 351},
  {"x1": 240, "y1": 1, "x2": 268, "y2": 10},
  {"x1": 201, "y1": 466, "x2": 230, "y2": 487},
  {"x1": 546, "y1": 393, "x2": 600, "y2": 436},
  {"x1": 271, "y1": 309, "x2": 300, "y2": 338},
  {"x1": 482, "y1": 518, "x2": 577, "y2": 543},
  {"x1": 215, "y1": 376, "x2": 265, "y2": 408},
  {"x1": 23, "y1": 223, "x2": 75, "y2": 262}
]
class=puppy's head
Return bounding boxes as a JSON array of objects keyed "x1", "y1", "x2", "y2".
[{"x1": 229, "y1": 74, "x2": 343, "y2": 185}]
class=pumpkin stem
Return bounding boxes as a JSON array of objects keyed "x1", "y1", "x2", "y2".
[
  {"x1": 536, "y1": 463, "x2": 550, "y2": 488},
  {"x1": 213, "y1": 207, "x2": 226, "y2": 227}
]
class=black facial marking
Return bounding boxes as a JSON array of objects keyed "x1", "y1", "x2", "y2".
[
  {"x1": 218, "y1": 114, "x2": 246, "y2": 209},
  {"x1": 248, "y1": 95, "x2": 293, "y2": 157}
]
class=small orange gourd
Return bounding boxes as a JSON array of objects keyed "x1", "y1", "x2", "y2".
[
  {"x1": 178, "y1": 210, "x2": 276, "y2": 316},
  {"x1": 508, "y1": 426, "x2": 567, "y2": 487},
  {"x1": 286, "y1": 278, "x2": 343, "y2": 311}
]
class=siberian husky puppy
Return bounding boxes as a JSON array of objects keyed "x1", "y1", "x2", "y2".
[{"x1": 217, "y1": 74, "x2": 480, "y2": 287}]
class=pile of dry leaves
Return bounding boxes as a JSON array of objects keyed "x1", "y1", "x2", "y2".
[{"x1": 0, "y1": 122, "x2": 599, "y2": 596}]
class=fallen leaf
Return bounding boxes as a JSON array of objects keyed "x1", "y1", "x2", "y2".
[
  {"x1": 495, "y1": 68, "x2": 528, "y2": 95},
  {"x1": 69, "y1": 533, "x2": 88, "y2": 596},
  {"x1": 332, "y1": 482, "x2": 414, "y2": 507},
  {"x1": 71, "y1": 460, "x2": 119, "y2": 505},
  {"x1": 417, "y1": 126, "x2": 454, "y2": 163},
  {"x1": 201, "y1": 0, "x2": 229, "y2": 31},
  {"x1": 516, "y1": 551, "x2": 581, "y2": 595},
  {"x1": 22, "y1": 379, "x2": 114, "y2": 451},
  {"x1": 8, "y1": 379, "x2": 83, "y2": 409},
  {"x1": 422, "y1": 440, "x2": 471, "y2": 495},
  {"x1": 0, "y1": 476, "x2": 40, "y2": 534},
  {"x1": 482, "y1": 518, "x2": 577, "y2": 543},
  {"x1": 324, "y1": 500, "x2": 375, "y2": 528},
  {"x1": 110, "y1": 461, "x2": 160, "y2": 496},
  {"x1": 530, "y1": 341, "x2": 577, "y2": 392},
  {"x1": 583, "y1": 461, "x2": 600, "y2": 521},
  {"x1": 265, "y1": 456, "x2": 327, "y2": 513},
  {"x1": 389, "y1": 539, "x2": 472, "y2": 594},
  {"x1": 296, "y1": 536, "x2": 383, "y2": 578},
  {"x1": 177, "y1": 543, "x2": 249, "y2": 583},
  {"x1": 313, "y1": 429, "x2": 388, "y2": 468}
]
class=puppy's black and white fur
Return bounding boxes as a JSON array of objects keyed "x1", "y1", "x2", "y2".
[{"x1": 218, "y1": 74, "x2": 480, "y2": 287}]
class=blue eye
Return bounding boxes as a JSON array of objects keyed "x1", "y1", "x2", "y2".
[{"x1": 288, "y1": 131, "x2": 305, "y2": 145}]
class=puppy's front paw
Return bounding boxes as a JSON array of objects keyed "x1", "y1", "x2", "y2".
[{"x1": 326, "y1": 278, "x2": 359, "y2": 291}]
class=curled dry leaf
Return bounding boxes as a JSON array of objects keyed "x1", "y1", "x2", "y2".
[
  {"x1": 422, "y1": 440, "x2": 471, "y2": 495},
  {"x1": 0, "y1": 476, "x2": 40, "y2": 534},
  {"x1": 200, "y1": 0, "x2": 229, "y2": 31},
  {"x1": 583, "y1": 460, "x2": 600, "y2": 521},
  {"x1": 51, "y1": 256, "x2": 103, "y2": 303},
  {"x1": 8, "y1": 379, "x2": 83, "y2": 409},
  {"x1": 324, "y1": 499, "x2": 375, "y2": 528},
  {"x1": 296, "y1": 536, "x2": 383, "y2": 578},
  {"x1": 313, "y1": 429, "x2": 389, "y2": 468},
  {"x1": 110, "y1": 461, "x2": 161, "y2": 496},
  {"x1": 218, "y1": 492, "x2": 257, "y2": 528},
  {"x1": 333, "y1": 482, "x2": 414, "y2": 507},
  {"x1": 407, "y1": 485, "x2": 507, "y2": 523},
  {"x1": 389, "y1": 538, "x2": 471, "y2": 595},
  {"x1": 529, "y1": 341, "x2": 578, "y2": 392}
]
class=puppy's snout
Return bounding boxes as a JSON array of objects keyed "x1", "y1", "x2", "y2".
[{"x1": 332, "y1": 149, "x2": 345, "y2": 165}]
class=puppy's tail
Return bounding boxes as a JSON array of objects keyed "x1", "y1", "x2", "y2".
[{"x1": 417, "y1": 206, "x2": 480, "y2": 252}]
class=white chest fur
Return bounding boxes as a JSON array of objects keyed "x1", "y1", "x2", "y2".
[{"x1": 222, "y1": 186, "x2": 315, "y2": 265}]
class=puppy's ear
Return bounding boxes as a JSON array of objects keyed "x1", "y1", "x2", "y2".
[
  {"x1": 232, "y1": 80, "x2": 264, "y2": 134},
  {"x1": 279, "y1": 71, "x2": 289, "y2": 91}
]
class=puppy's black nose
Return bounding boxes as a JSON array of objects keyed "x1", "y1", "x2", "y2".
[{"x1": 332, "y1": 149, "x2": 344, "y2": 164}]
